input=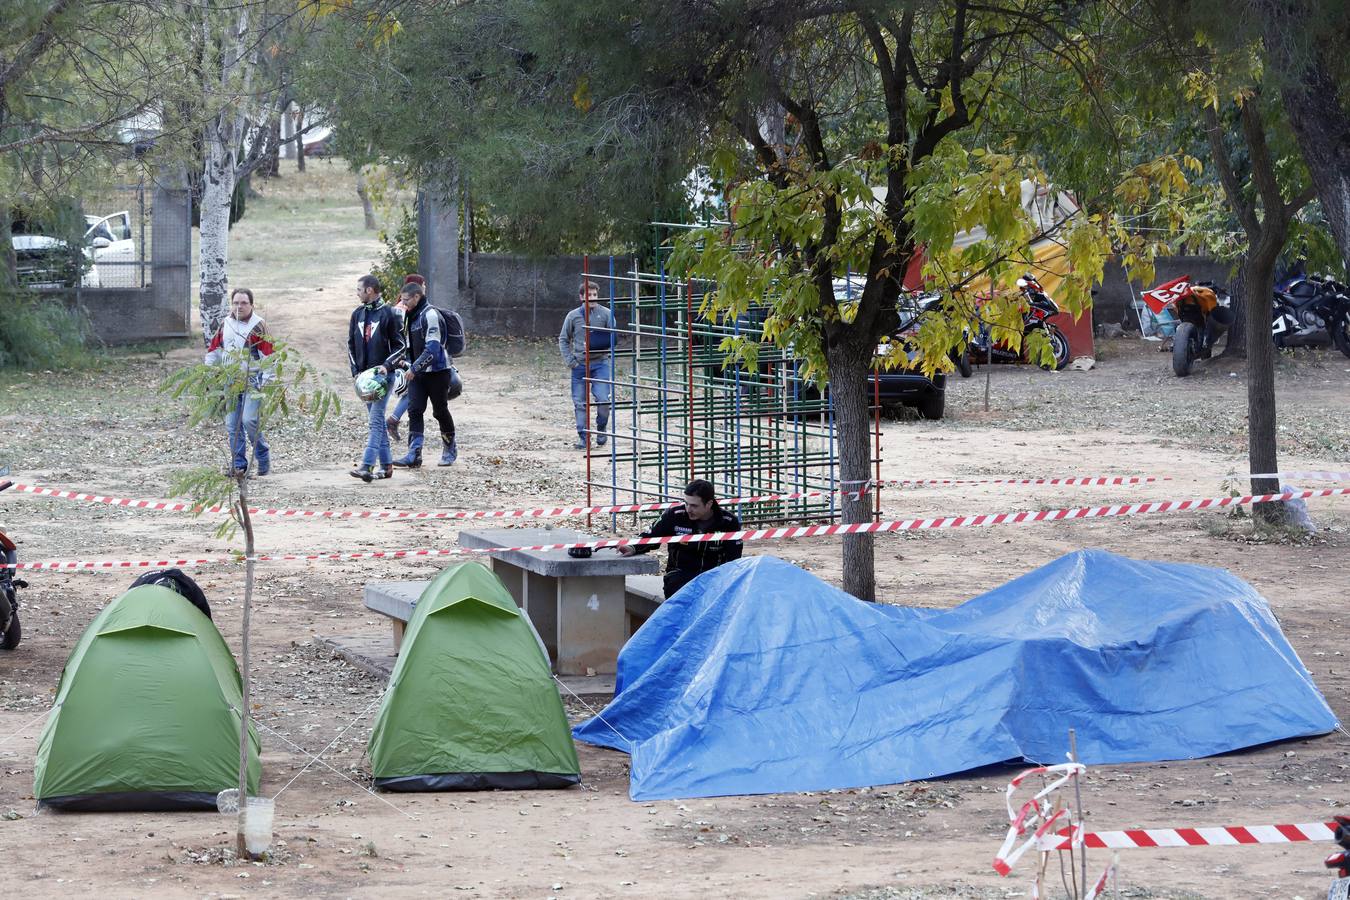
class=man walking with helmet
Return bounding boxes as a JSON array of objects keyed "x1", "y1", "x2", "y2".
[
  {"x1": 347, "y1": 274, "x2": 406, "y2": 482},
  {"x1": 393, "y1": 280, "x2": 464, "y2": 468}
]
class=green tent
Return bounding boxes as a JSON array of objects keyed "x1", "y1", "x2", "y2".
[
  {"x1": 33, "y1": 583, "x2": 261, "y2": 810},
  {"x1": 368, "y1": 562, "x2": 580, "y2": 791}
]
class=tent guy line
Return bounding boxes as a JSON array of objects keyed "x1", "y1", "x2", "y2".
[{"x1": 6, "y1": 486, "x2": 1350, "y2": 572}]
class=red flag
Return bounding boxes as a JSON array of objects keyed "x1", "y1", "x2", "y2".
[{"x1": 1141, "y1": 274, "x2": 1191, "y2": 314}]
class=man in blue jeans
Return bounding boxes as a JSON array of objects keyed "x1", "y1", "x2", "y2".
[
  {"x1": 205, "y1": 288, "x2": 273, "y2": 477},
  {"x1": 347, "y1": 274, "x2": 407, "y2": 482},
  {"x1": 558, "y1": 280, "x2": 614, "y2": 449}
]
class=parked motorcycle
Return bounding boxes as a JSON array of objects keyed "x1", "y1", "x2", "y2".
[
  {"x1": 969, "y1": 274, "x2": 1071, "y2": 371},
  {"x1": 1324, "y1": 814, "x2": 1350, "y2": 900},
  {"x1": 0, "y1": 479, "x2": 24, "y2": 650},
  {"x1": 1272, "y1": 274, "x2": 1350, "y2": 358},
  {"x1": 1141, "y1": 274, "x2": 1234, "y2": 377}
]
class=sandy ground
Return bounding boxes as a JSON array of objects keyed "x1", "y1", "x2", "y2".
[{"x1": 1, "y1": 170, "x2": 1348, "y2": 899}]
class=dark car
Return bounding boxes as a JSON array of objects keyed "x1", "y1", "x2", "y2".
[{"x1": 834, "y1": 280, "x2": 948, "y2": 419}]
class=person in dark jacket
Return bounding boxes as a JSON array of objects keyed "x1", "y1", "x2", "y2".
[
  {"x1": 393, "y1": 281, "x2": 464, "y2": 468},
  {"x1": 618, "y1": 479, "x2": 743, "y2": 598},
  {"x1": 347, "y1": 274, "x2": 407, "y2": 481}
]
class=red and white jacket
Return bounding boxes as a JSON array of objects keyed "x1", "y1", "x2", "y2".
[{"x1": 205, "y1": 313, "x2": 275, "y2": 388}]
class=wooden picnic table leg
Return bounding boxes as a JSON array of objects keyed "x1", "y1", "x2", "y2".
[{"x1": 555, "y1": 574, "x2": 626, "y2": 676}]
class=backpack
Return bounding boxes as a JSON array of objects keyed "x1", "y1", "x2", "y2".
[
  {"x1": 130, "y1": 568, "x2": 212, "y2": 620},
  {"x1": 433, "y1": 306, "x2": 467, "y2": 357}
]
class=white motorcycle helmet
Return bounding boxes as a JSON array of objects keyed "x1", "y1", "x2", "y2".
[{"x1": 354, "y1": 367, "x2": 387, "y2": 402}]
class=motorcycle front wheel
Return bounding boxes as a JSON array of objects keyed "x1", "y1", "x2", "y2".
[
  {"x1": 1036, "y1": 324, "x2": 1071, "y2": 371},
  {"x1": 952, "y1": 347, "x2": 973, "y2": 378},
  {"x1": 1173, "y1": 322, "x2": 1196, "y2": 376}
]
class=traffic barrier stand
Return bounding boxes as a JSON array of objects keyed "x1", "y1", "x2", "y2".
[{"x1": 993, "y1": 761, "x2": 1116, "y2": 900}]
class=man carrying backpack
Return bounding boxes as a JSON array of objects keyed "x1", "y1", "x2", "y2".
[{"x1": 393, "y1": 280, "x2": 464, "y2": 468}]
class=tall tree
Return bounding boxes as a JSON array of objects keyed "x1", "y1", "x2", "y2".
[
  {"x1": 1255, "y1": 0, "x2": 1350, "y2": 272},
  {"x1": 187, "y1": 1, "x2": 315, "y2": 344},
  {"x1": 644, "y1": 2, "x2": 1115, "y2": 599}
]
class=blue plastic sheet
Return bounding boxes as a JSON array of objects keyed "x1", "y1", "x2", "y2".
[{"x1": 574, "y1": 551, "x2": 1337, "y2": 801}]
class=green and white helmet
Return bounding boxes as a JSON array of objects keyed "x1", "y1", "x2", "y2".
[{"x1": 354, "y1": 367, "x2": 387, "y2": 402}]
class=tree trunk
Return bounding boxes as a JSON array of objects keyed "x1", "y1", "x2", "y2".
[
  {"x1": 235, "y1": 476, "x2": 255, "y2": 857},
  {"x1": 0, "y1": 205, "x2": 17, "y2": 290},
  {"x1": 1241, "y1": 244, "x2": 1286, "y2": 525},
  {"x1": 355, "y1": 170, "x2": 377, "y2": 230},
  {"x1": 294, "y1": 106, "x2": 306, "y2": 173},
  {"x1": 1220, "y1": 260, "x2": 1249, "y2": 358},
  {"x1": 199, "y1": 124, "x2": 236, "y2": 344},
  {"x1": 259, "y1": 115, "x2": 281, "y2": 178},
  {"x1": 825, "y1": 337, "x2": 876, "y2": 601},
  {"x1": 1263, "y1": 12, "x2": 1350, "y2": 270}
]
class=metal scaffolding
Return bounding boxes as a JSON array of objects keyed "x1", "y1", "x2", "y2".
[{"x1": 579, "y1": 240, "x2": 882, "y2": 528}]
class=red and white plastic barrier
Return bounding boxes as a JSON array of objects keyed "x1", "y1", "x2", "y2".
[
  {"x1": 1044, "y1": 821, "x2": 1339, "y2": 850},
  {"x1": 8, "y1": 485, "x2": 1350, "y2": 571},
  {"x1": 6, "y1": 471, "x2": 1345, "y2": 525}
]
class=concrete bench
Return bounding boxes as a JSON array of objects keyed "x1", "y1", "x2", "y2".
[
  {"x1": 366, "y1": 573, "x2": 666, "y2": 660},
  {"x1": 362, "y1": 579, "x2": 549, "y2": 663},
  {"x1": 624, "y1": 574, "x2": 664, "y2": 634},
  {"x1": 358, "y1": 528, "x2": 661, "y2": 676}
]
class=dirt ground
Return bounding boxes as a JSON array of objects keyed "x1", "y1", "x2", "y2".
[{"x1": 1, "y1": 163, "x2": 1348, "y2": 899}]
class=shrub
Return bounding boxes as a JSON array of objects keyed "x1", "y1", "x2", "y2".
[{"x1": 0, "y1": 286, "x2": 91, "y2": 370}]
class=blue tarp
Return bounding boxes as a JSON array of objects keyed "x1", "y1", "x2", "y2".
[{"x1": 574, "y1": 551, "x2": 1337, "y2": 801}]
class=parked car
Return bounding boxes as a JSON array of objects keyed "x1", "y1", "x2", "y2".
[
  {"x1": 83, "y1": 211, "x2": 138, "y2": 287},
  {"x1": 10, "y1": 213, "x2": 98, "y2": 289},
  {"x1": 800, "y1": 279, "x2": 948, "y2": 420}
]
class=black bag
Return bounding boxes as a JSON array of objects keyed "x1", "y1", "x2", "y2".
[
  {"x1": 433, "y1": 306, "x2": 467, "y2": 357},
  {"x1": 130, "y1": 568, "x2": 212, "y2": 620}
]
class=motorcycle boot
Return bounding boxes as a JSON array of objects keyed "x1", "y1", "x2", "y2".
[
  {"x1": 438, "y1": 432, "x2": 458, "y2": 467},
  {"x1": 393, "y1": 432, "x2": 424, "y2": 468}
]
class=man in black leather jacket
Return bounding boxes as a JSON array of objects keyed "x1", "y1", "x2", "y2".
[{"x1": 619, "y1": 479, "x2": 743, "y2": 598}]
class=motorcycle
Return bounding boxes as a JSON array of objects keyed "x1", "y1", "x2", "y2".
[
  {"x1": 1272, "y1": 273, "x2": 1350, "y2": 359},
  {"x1": 969, "y1": 273, "x2": 1071, "y2": 371},
  {"x1": 0, "y1": 479, "x2": 24, "y2": 650},
  {"x1": 1324, "y1": 814, "x2": 1350, "y2": 900},
  {"x1": 1141, "y1": 274, "x2": 1234, "y2": 377}
]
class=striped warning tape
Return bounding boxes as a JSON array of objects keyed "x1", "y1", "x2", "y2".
[
  {"x1": 1042, "y1": 821, "x2": 1338, "y2": 850},
  {"x1": 8, "y1": 485, "x2": 1349, "y2": 571},
  {"x1": 2, "y1": 481, "x2": 873, "y2": 520},
  {"x1": 1, "y1": 475, "x2": 1194, "y2": 523},
  {"x1": 5, "y1": 471, "x2": 1345, "y2": 524}
]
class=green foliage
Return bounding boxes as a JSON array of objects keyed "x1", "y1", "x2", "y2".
[
  {"x1": 300, "y1": 0, "x2": 700, "y2": 254},
  {"x1": 369, "y1": 207, "x2": 419, "y2": 303},
  {"x1": 160, "y1": 340, "x2": 340, "y2": 538},
  {"x1": 0, "y1": 286, "x2": 91, "y2": 370}
]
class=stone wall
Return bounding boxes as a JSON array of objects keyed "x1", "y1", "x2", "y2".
[
  {"x1": 71, "y1": 286, "x2": 191, "y2": 345},
  {"x1": 456, "y1": 254, "x2": 636, "y2": 338},
  {"x1": 1093, "y1": 255, "x2": 1239, "y2": 330}
]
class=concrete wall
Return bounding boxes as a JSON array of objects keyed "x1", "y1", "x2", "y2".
[
  {"x1": 456, "y1": 254, "x2": 636, "y2": 338},
  {"x1": 1094, "y1": 255, "x2": 1239, "y2": 330},
  {"x1": 72, "y1": 286, "x2": 190, "y2": 344}
]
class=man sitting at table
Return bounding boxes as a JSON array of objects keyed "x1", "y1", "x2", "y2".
[{"x1": 618, "y1": 479, "x2": 743, "y2": 598}]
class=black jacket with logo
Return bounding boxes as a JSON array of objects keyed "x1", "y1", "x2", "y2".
[
  {"x1": 347, "y1": 301, "x2": 406, "y2": 376},
  {"x1": 633, "y1": 504, "x2": 743, "y2": 576}
]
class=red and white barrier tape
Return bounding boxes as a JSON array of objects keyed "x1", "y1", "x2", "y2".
[
  {"x1": 6, "y1": 471, "x2": 1344, "y2": 525},
  {"x1": 3, "y1": 482, "x2": 870, "y2": 521},
  {"x1": 1043, "y1": 821, "x2": 1338, "y2": 850},
  {"x1": 9, "y1": 486, "x2": 1349, "y2": 572}
]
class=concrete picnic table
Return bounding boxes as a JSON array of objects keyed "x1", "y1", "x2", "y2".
[{"x1": 458, "y1": 526, "x2": 660, "y2": 675}]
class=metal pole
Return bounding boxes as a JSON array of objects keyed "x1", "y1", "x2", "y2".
[
  {"x1": 583, "y1": 255, "x2": 592, "y2": 528},
  {"x1": 685, "y1": 278, "x2": 695, "y2": 480},
  {"x1": 1069, "y1": 728, "x2": 1086, "y2": 900}
]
